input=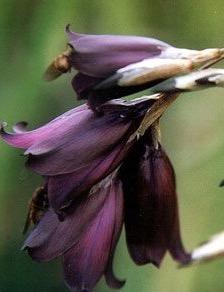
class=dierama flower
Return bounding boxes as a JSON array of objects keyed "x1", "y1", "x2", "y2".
[
  {"x1": 22, "y1": 171, "x2": 125, "y2": 292},
  {"x1": 3, "y1": 26, "x2": 224, "y2": 291},
  {"x1": 0, "y1": 97, "x2": 155, "y2": 216},
  {"x1": 45, "y1": 26, "x2": 224, "y2": 109},
  {"x1": 119, "y1": 129, "x2": 190, "y2": 267},
  {"x1": 20, "y1": 125, "x2": 190, "y2": 292},
  {"x1": 1, "y1": 93, "x2": 190, "y2": 291}
]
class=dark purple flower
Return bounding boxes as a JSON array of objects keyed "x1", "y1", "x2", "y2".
[
  {"x1": 65, "y1": 27, "x2": 222, "y2": 108},
  {"x1": 67, "y1": 26, "x2": 170, "y2": 78},
  {"x1": 1, "y1": 95, "x2": 190, "y2": 291},
  {"x1": 67, "y1": 27, "x2": 171, "y2": 107},
  {"x1": 0, "y1": 98, "x2": 154, "y2": 214},
  {"x1": 119, "y1": 130, "x2": 190, "y2": 267},
  {"x1": 23, "y1": 172, "x2": 125, "y2": 292},
  {"x1": 20, "y1": 125, "x2": 190, "y2": 291}
]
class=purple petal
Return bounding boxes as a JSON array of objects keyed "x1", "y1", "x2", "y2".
[
  {"x1": 72, "y1": 73, "x2": 103, "y2": 100},
  {"x1": 47, "y1": 139, "x2": 131, "y2": 212},
  {"x1": 67, "y1": 26, "x2": 170, "y2": 78},
  {"x1": 104, "y1": 257, "x2": 125, "y2": 290},
  {"x1": 0, "y1": 104, "x2": 88, "y2": 149},
  {"x1": 150, "y1": 146, "x2": 190, "y2": 264},
  {"x1": 1, "y1": 98, "x2": 152, "y2": 175},
  {"x1": 25, "y1": 113, "x2": 131, "y2": 175},
  {"x1": 25, "y1": 98, "x2": 153, "y2": 176},
  {"x1": 2, "y1": 98, "x2": 154, "y2": 214},
  {"x1": 23, "y1": 175, "x2": 114, "y2": 261},
  {"x1": 1, "y1": 103, "x2": 135, "y2": 176},
  {"x1": 62, "y1": 175, "x2": 124, "y2": 291},
  {"x1": 104, "y1": 177, "x2": 126, "y2": 289},
  {"x1": 45, "y1": 98, "x2": 156, "y2": 212},
  {"x1": 120, "y1": 133, "x2": 190, "y2": 267}
]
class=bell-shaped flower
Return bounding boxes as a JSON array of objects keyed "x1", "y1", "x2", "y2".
[
  {"x1": 64, "y1": 27, "x2": 224, "y2": 108},
  {"x1": 119, "y1": 130, "x2": 190, "y2": 267},
  {"x1": 0, "y1": 97, "x2": 154, "y2": 215},
  {"x1": 23, "y1": 172, "x2": 125, "y2": 292}
]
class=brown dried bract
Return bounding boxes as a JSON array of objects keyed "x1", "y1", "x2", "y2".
[{"x1": 43, "y1": 45, "x2": 73, "y2": 81}]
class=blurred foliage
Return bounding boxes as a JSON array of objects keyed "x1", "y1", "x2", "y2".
[{"x1": 0, "y1": 1, "x2": 224, "y2": 291}]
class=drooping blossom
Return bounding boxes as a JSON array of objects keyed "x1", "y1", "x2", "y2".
[
  {"x1": 67, "y1": 26, "x2": 172, "y2": 108},
  {"x1": 64, "y1": 26, "x2": 223, "y2": 108},
  {"x1": 2, "y1": 24, "x2": 224, "y2": 291},
  {"x1": 43, "y1": 27, "x2": 224, "y2": 109},
  {"x1": 66, "y1": 25, "x2": 170, "y2": 78},
  {"x1": 119, "y1": 129, "x2": 190, "y2": 267},
  {"x1": 0, "y1": 97, "x2": 154, "y2": 216},
  {"x1": 0, "y1": 94, "x2": 190, "y2": 291},
  {"x1": 20, "y1": 126, "x2": 190, "y2": 291},
  {"x1": 22, "y1": 172, "x2": 125, "y2": 292}
]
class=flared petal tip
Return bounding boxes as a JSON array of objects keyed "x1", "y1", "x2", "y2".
[
  {"x1": 150, "y1": 259, "x2": 162, "y2": 268},
  {"x1": 0, "y1": 121, "x2": 7, "y2": 131},
  {"x1": 65, "y1": 24, "x2": 75, "y2": 41},
  {"x1": 107, "y1": 279, "x2": 126, "y2": 290},
  {"x1": 1, "y1": 121, "x2": 31, "y2": 149},
  {"x1": 169, "y1": 243, "x2": 191, "y2": 266},
  {"x1": 0, "y1": 122, "x2": 19, "y2": 147},
  {"x1": 176, "y1": 253, "x2": 193, "y2": 268},
  {"x1": 105, "y1": 269, "x2": 126, "y2": 289},
  {"x1": 128, "y1": 248, "x2": 164, "y2": 268},
  {"x1": 1, "y1": 121, "x2": 29, "y2": 137},
  {"x1": 65, "y1": 24, "x2": 71, "y2": 33},
  {"x1": 65, "y1": 24, "x2": 82, "y2": 42},
  {"x1": 177, "y1": 253, "x2": 192, "y2": 267},
  {"x1": 178, "y1": 256, "x2": 194, "y2": 268}
]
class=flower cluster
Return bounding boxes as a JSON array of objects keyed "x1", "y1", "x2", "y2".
[{"x1": 2, "y1": 28, "x2": 224, "y2": 291}]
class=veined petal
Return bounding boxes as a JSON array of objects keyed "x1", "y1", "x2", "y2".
[
  {"x1": 72, "y1": 73, "x2": 103, "y2": 100},
  {"x1": 23, "y1": 173, "x2": 121, "y2": 262},
  {"x1": 25, "y1": 98, "x2": 154, "y2": 176},
  {"x1": 25, "y1": 115, "x2": 131, "y2": 175},
  {"x1": 61, "y1": 174, "x2": 124, "y2": 292},
  {"x1": 67, "y1": 26, "x2": 170, "y2": 78},
  {"x1": 150, "y1": 145, "x2": 190, "y2": 264},
  {"x1": 47, "y1": 138, "x2": 132, "y2": 213},
  {"x1": 104, "y1": 178, "x2": 126, "y2": 289},
  {"x1": 2, "y1": 97, "x2": 155, "y2": 214},
  {"x1": 0, "y1": 104, "x2": 88, "y2": 149},
  {"x1": 45, "y1": 95, "x2": 156, "y2": 212},
  {"x1": 120, "y1": 139, "x2": 166, "y2": 266},
  {"x1": 2, "y1": 100, "x2": 147, "y2": 176},
  {"x1": 67, "y1": 27, "x2": 224, "y2": 107}
]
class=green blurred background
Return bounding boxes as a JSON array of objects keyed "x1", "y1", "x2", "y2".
[{"x1": 1, "y1": 0, "x2": 224, "y2": 291}]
